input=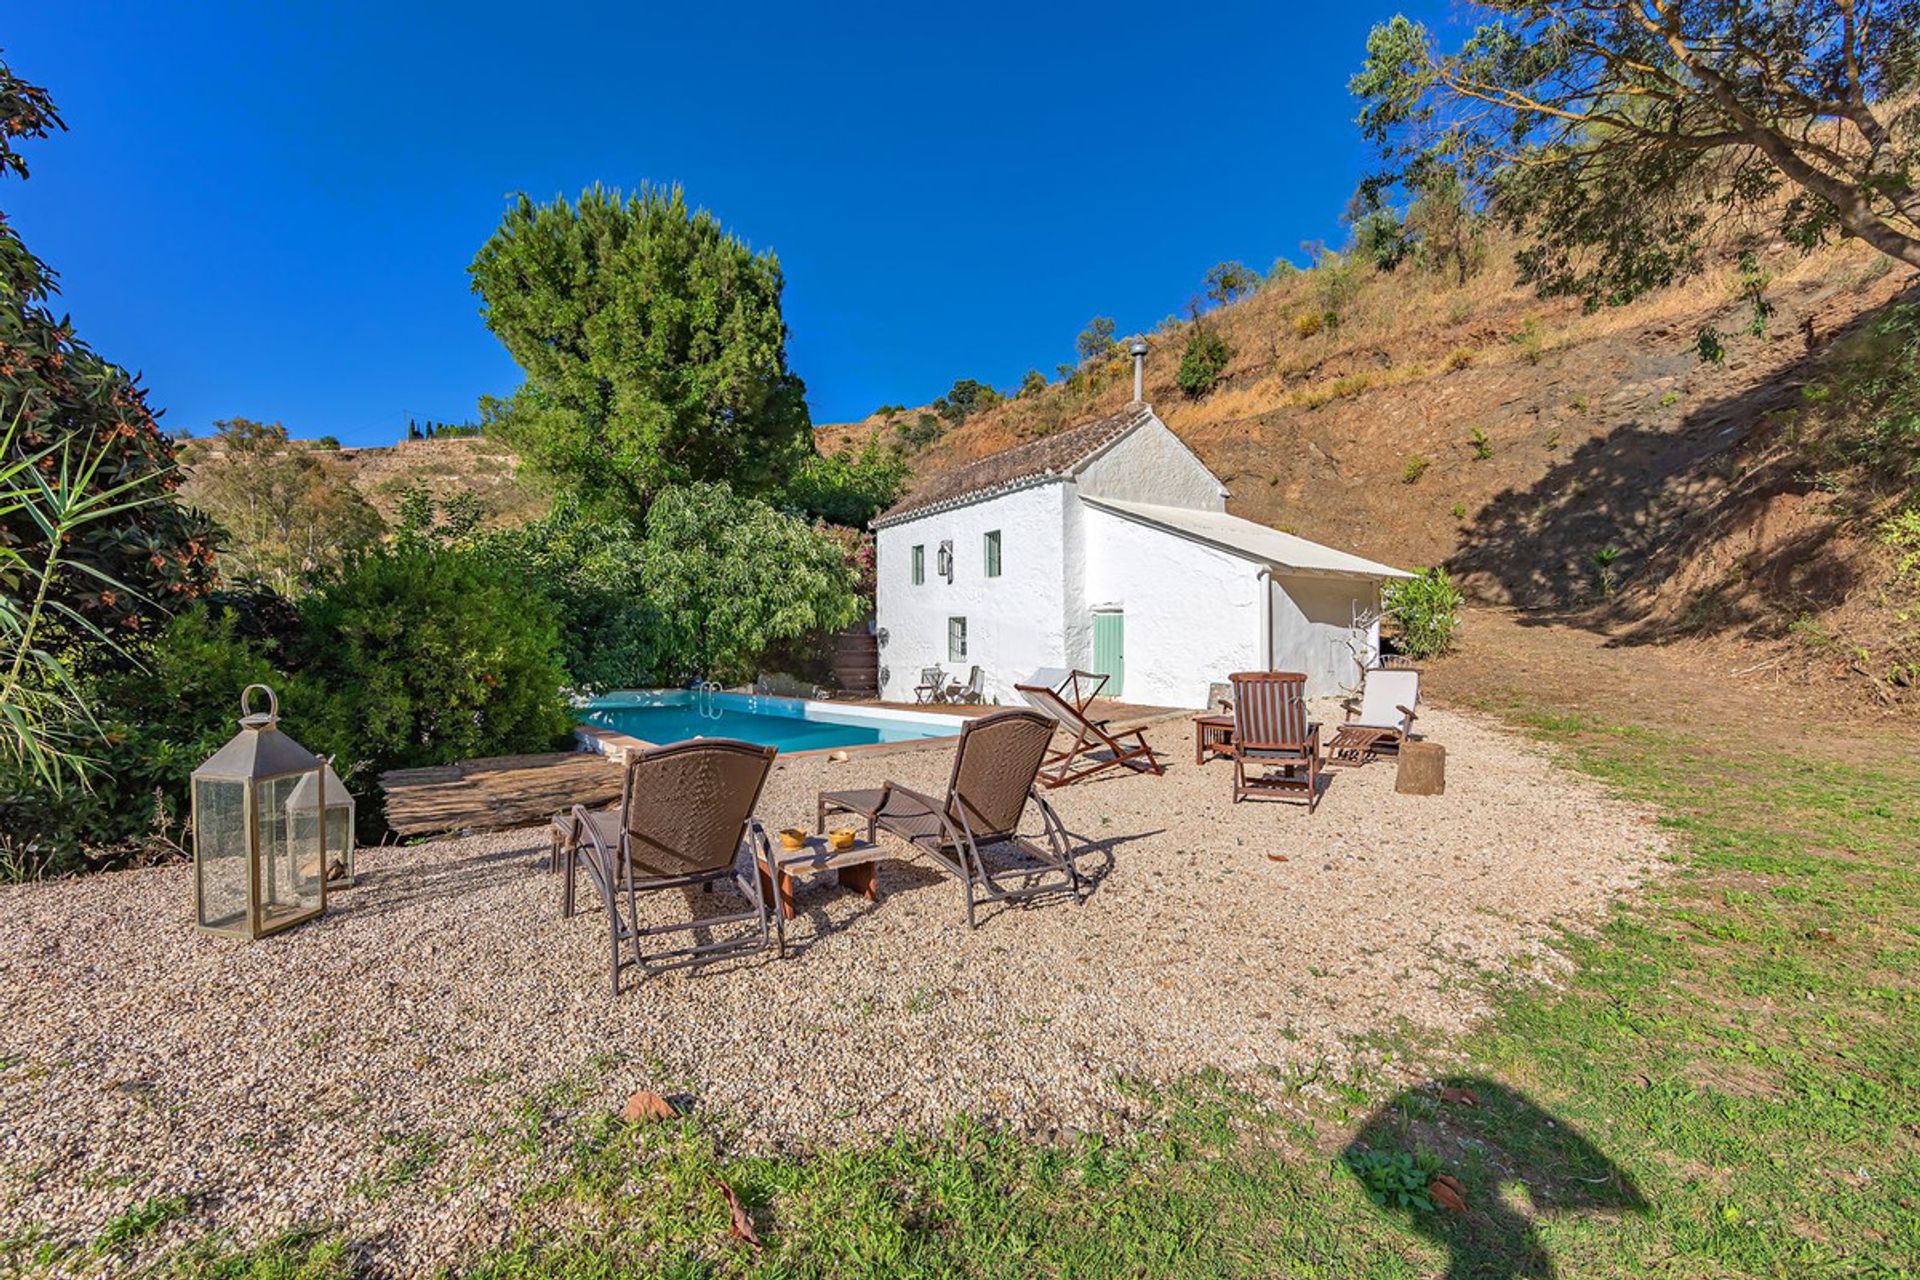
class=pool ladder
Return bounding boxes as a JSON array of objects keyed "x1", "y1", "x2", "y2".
[{"x1": 696, "y1": 680, "x2": 724, "y2": 720}]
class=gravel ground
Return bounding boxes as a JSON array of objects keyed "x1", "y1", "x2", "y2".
[{"x1": 0, "y1": 704, "x2": 1667, "y2": 1272}]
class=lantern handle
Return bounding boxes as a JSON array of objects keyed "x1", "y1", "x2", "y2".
[{"x1": 240, "y1": 683, "x2": 280, "y2": 726}]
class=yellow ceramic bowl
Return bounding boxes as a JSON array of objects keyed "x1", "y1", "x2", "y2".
[
  {"x1": 828, "y1": 828, "x2": 857, "y2": 852},
  {"x1": 778, "y1": 828, "x2": 807, "y2": 851}
]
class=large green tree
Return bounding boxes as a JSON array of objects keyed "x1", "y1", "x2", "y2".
[
  {"x1": 640, "y1": 482, "x2": 862, "y2": 684},
  {"x1": 1352, "y1": 2, "x2": 1920, "y2": 307},
  {"x1": 469, "y1": 184, "x2": 812, "y2": 512}
]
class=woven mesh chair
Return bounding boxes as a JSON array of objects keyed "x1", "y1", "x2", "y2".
[
  {"x1": 817, "y1": 709, "x2": 1082, "y2": 926},
  {"x1": 569, "y1": 738, "x2": 779, "y2": 993},
  {"x1": 1227, "y1": 671, "x2": 1322, "y2": 811}
]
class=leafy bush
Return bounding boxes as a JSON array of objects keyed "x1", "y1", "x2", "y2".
[
  {"x1": 1382, "y1": 567, "x2": 1464, "y2": 658},
  {"x1": 1, "y1": 604, "x2": 286, "y2": 878},
  {"x1": 893, "y1": 413, "x2": 943, "y2": 453},
  {"x1": 1351, "y1": 208, "x2": 1411, "y2": 272},
  {"x1": 639, "y1": 483, "x2": 863, "y2": 684},
  {"x1": 296, "y1": 544, "x2": 572, "y2": 774},
  {"x1": 782, "y1": 438, "x2": 909, "y2": 527},
  {"x1": 1401, "y1": 454, "x2": 1431, "y2": 484},
  {"x1": 1469, "y1": 426, "x2": 1492, "y2": 460},
  {"x1": 1292, "y1": 311, "x2": 1325, "y2": 339},
  {"x1": 1176, "y1": 326, "x2": 1233, "y2": 399},
  {"x1": 482, "y1": 501, "x2": 656, "y2": 691}
]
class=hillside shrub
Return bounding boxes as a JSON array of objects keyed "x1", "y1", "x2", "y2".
[
  {"x1": 1292, "y1": 312, "x2": 1325, "y2": 339},
  {"x1": 1203, "y1": 261, "x2": 1260, "y2": 305},
  {"x1": 296, "y1": 544, "x2": 572, "y2": 775},
  {"x1": 1383, "y1": 567, "x2": 1464, "y2": 659},
  {"x1": 1176, "y1": 326, "x2": 1233, "y2": 399},
  {"x1": 1401, "y1": 454, "x2": 1431, "y2": 484}
]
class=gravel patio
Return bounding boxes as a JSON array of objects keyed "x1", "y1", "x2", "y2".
[{"x1": 0, "y1": 703, "x2": 1667, "y2": 1270}]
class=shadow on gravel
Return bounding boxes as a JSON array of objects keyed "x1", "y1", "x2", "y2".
[{"x1": 1342, "y1": 1077, "x2": 1647, "y2": 1280}]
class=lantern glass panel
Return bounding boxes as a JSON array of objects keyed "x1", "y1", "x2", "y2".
[
  {"x1": 257, "y1": 772, "x2": 324, "y2": 932},
  {"x1": 324, "y1": 801, "x2": 354, "y2": 885},
  {"x1": 194, "y1": 778, "x2": 250, "y2": 933}
]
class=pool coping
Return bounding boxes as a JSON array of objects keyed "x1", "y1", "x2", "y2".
[{"x1": 572, "y1": 695, "x2": 986, "y2": 765}]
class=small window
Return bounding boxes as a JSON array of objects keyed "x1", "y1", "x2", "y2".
[
  {"x1": 911, "y1": 544, "x2": 925, "y2": 585},
  {"x1": 984, "y1": 529, "x2": 1002, "y2": 578},
  {"x1": 947, "y1": 616, "x2": 968, "y2": 662}
]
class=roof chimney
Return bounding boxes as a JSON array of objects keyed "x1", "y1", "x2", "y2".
[{"x1": 1129, "y1": 338, "x2": 1148, "y2": 404}]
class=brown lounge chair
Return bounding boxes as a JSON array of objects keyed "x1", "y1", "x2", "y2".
[
  {"x1": 569, "y1": 738, "x2": 780, "y2": 993},
  {"x1": 816, "y1": 708, "x2": 1081, "y2": 927},
  {"x1": 1014, "y1": 676, "x2": 1165, "y2": 789},
  {"x1": 1227, "y1": 671, "x2": 1322, "y2": 810}
]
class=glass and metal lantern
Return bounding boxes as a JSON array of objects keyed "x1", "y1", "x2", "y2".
[
  {"x1": 191, "y1": 684, "x2": 328, "y2": 939},
  {"x1": 289, "y1": 760, "x2": 356, "y2": 889}
]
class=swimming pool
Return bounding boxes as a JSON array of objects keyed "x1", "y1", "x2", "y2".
[{"x1": 576, "y1": 689, "x2": 965, "y2": 756}]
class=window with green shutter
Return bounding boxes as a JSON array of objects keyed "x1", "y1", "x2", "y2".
[
  {"x1": 947, "y1": 616, "x2": 967, "y2": 661},
  {"x1": 984, "y1": 529, "x2": 1001, "y2": 578},
  {"x1": 911, "y1": 544, "x2": 925, "y2": 585}
]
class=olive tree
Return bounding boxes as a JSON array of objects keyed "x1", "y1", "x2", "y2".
[{"x1": 1353, "y1": 2, "x2": 1920, "y2": 307}]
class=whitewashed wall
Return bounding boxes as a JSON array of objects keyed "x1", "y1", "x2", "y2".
[
  {"x1": 1076, "y1": 418, "x2": 1226, "y2": 511},
  {"x1": 1082, "y1": 505, "x2": 1264, "y2": 709},
  {"x1": 1268, "y1": 573, "x2": 1383, "y2": 698},
  {"x1": 874, "y1": 483, "x2": 1068, "y2": 704}
]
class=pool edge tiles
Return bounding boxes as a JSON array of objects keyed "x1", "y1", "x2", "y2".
[{"x1": 572, "y1": 690, "x2": 975, "y2": 762}]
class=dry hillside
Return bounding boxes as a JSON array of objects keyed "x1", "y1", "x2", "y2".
[
  {"x1": 823, "y1": 240, "x2": 1920, "y2": 709},
  {"x1": 185, "y1": 435, "x2": 548, "y2": 532}
]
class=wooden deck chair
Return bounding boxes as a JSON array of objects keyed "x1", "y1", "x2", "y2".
[
  {"x1": 1329, "y1": 668, "x2": 1421, "y2": 765},
  {"x1": 913, "y1": 665, "x2": 946, "y2": 704},
  {"x1": 1013, "y1": 679, "x2": 1164, "y2": 788},
  {"x1": 816, "y1": 709, "x2": 1081, "y2": 927},
  {"x1": 945, "y1": 665, "x2": 986, "y2": 704},
  {"x1": 1227, "y1": 671, "x2": 1321, "y2": 810},
  {"x1": 569, "y1": 738, "x2": 779, "y2": 993},
  {"x1": 1023, "y1": 667, "x2": 1110, "y2": 713}
]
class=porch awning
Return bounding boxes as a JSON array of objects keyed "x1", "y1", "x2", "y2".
[{"x1": 1083, "y1": 498, "x2": 1414, "y2": 580}]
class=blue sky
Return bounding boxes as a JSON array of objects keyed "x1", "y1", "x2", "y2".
[{"x1": 7, "y1": 0, "x2": 1453, "y2": 446}]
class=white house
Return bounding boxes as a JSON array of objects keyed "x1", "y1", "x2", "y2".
[{"x1": 870, "y1": 402, "x2": 1413, "y2": 709}]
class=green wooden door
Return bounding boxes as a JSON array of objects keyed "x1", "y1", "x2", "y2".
[{"x1": 1092, "y1": 609, "x2": 1125, "y2": 697}]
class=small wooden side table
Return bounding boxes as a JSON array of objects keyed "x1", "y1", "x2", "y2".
[
  {"x1": 1194, "y1": 713, "x2": 1236, "y2": 765},
  {"x1": 757, "y1": 835, "x2": 884, "y2": 921}
]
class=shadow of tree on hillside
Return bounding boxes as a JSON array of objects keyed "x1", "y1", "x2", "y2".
[
  {"x1": 1342, "y1": 1078, "x2": 1649, "y2": 1280},
  {"x1": 1450, "y1": 285, "x2": 1916, "y2": 643}
]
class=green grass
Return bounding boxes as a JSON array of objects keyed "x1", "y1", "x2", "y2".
[{"x1": 20, "y1": 706, "x2": 1920, "y2": 1278}]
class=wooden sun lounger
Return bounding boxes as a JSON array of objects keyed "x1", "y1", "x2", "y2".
[{"x1": 1014, "y1": 679, "x2": 1165, "y2": 789}]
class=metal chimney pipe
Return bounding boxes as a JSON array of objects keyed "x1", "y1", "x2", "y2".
[{"x1": 1129, "y1": 338, "x2": 1148, "y2": 403}]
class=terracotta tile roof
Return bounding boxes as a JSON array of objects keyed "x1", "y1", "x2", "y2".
[{"x1": 873, "y1": 405, "x2": 1152, "y2": 527}]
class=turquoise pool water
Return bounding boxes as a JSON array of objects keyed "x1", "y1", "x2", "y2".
[{"x1": 578, "y1": 690, "x2": 961, "y2": 754}]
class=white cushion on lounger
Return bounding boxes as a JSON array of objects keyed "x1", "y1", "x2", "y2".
[{"x1": 1354, "y1": 668, "x2": 1419, "y2": 730}]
